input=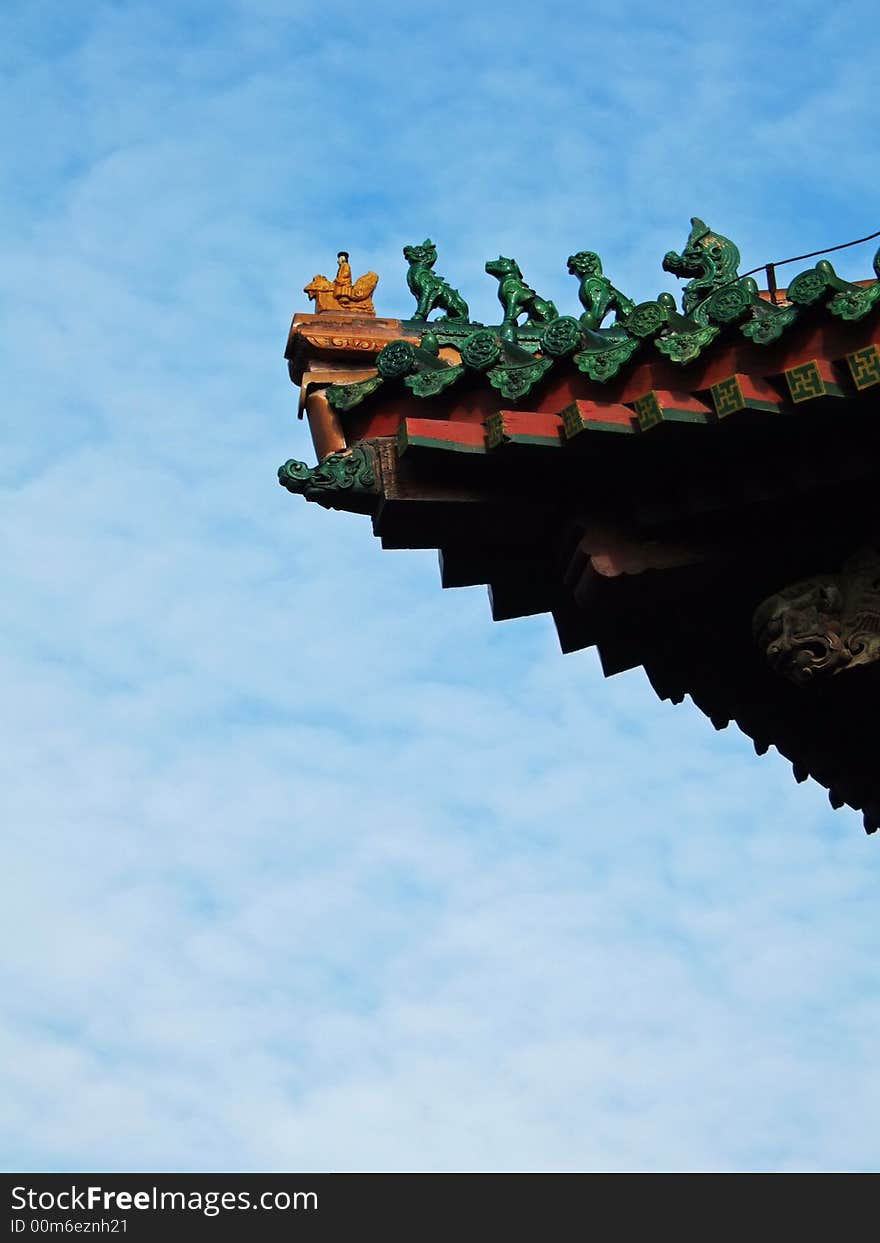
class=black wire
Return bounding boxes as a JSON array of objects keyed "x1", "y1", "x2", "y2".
[{"x1": 740, "y1": 228, "x2": 880, "y2": 280}]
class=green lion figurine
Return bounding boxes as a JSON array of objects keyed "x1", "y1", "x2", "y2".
[
  {"x1": 403, "y1": 239, "x2": 470, "y2": 322},
  {"x1": 566, "y1": 251, "x2": 635, "y2": 330}
]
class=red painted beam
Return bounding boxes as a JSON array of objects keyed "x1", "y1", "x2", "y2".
[
  {"x1": 485, "y1": 410, "x2": 564, "y2": 450},
  {"x1": 396, "y1": 418, "x2": 487, "y2": 454},
  {"x1": 560, "y1": 400, "x2": 637, "y2": 440},
  {"x1": 627, "y1": 389, "x2": 713, "y2": 431}
]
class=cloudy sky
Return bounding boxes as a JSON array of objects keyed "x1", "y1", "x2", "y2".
[{"x1": 3, "y1": 0, "x2": 880, "y2": 1172}]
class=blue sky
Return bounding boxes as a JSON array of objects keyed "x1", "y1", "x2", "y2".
[{"x1": 2, "y1": 0, "x2": 880, "y2": 1172}]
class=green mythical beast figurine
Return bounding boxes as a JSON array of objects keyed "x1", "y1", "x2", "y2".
[
  {"x1": 403, "y1": 239, "x2": 470, "y2": 322},
  {"x1": 662, "y1": 216, "x2": 745, "y2": 316},
  {"x1": 485, "y1": 256, "x2": 558, "y2": 342},
  {"x1": 566, "y1": 251, "x2": 635, "y2": 329},
  {"x1": 559, "y1": 250, "x2": 641, "y2": 381}
]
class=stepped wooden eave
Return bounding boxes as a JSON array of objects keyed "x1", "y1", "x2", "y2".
[{"x1": 279, "y1": 228, "x2": 880, "y2": 834}]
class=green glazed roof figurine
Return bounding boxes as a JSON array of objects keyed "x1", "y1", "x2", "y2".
[
  {"x1": 403, "y1": 239, "x2": 470, "y2": 322},
  {"x1": 485, "y1": 255, "x2": 558, "y2": 343}
]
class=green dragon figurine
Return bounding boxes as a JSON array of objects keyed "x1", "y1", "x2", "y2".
[
  {"x1": 277, "y1": 445, "x2": 378, "y2": 511},
  {"x1": 662, "y1": 217, "x2": 743, "y2": 316},
  {"x1": 485, "y1": 256, "x2": 558, "y2": 341},
  {"x1": 403, "y1": 239, "x2": 470, "y2": 322}
]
